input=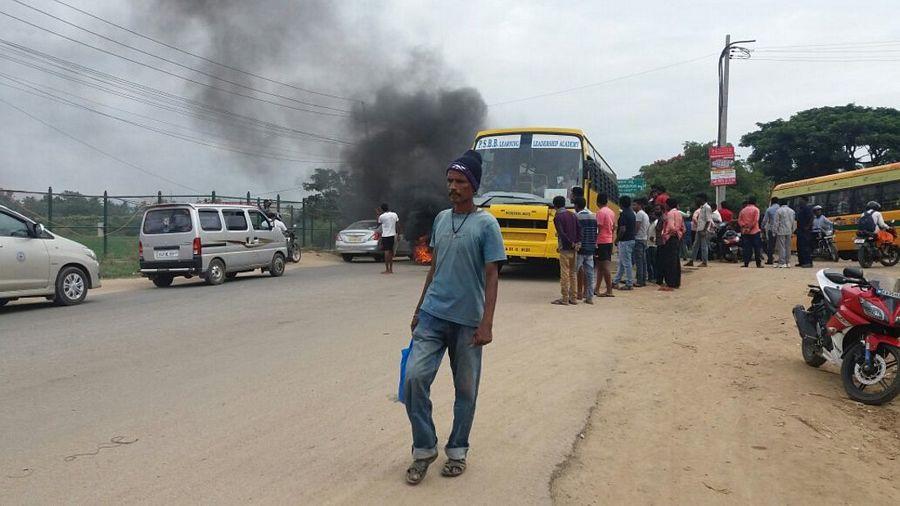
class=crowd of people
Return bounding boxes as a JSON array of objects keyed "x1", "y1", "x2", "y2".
[{"x1": 549, "y1": 184, "x2": 886, "y2": 303}]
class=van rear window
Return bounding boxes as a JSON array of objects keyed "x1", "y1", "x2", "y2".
[{"x1": 143, "y1": 209, "x2": 193, "y2": 234}]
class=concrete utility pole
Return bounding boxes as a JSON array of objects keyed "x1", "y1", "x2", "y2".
[{"x1": 716, "y1": 34, "x2": 755, "y2": 206}]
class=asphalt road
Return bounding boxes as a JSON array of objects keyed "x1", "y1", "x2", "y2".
[{"x1": 1, "y1": 258, "x2": 603, "y2": 504}]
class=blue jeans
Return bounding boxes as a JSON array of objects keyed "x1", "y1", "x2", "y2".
[
  {"x1": 404, "y1": 311, "x2": 482, "y2": 461},
  {"x1": 614, "y1": 240, "x2": 635, "y2": 287},
  {"x1": 632, "y1": 240, "x2": 647, "y2": 285},
  {"x1": 575, "y1": 253, "x2": 595, "y2": 301}
]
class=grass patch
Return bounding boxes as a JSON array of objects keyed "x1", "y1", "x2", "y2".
[{"x1": 60, "y1": 233, "x2": 141, "y2": 279}]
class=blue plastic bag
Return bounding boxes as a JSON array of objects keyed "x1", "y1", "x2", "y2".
[{"x1": 397, "y1": 338, "x2": 413, "y2": 404}]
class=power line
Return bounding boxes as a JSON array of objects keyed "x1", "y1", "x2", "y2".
[
  {"x1": 0, "y1": 78, "x2": 347, "y2": 163},
  {"x1": 0, "y1": 7, "x2": 351, "y2": 117},
  {"x1": 0, "y1": 70, "x2": 344, "y2": 162},
  {"x1": 755, "y1": 39, "x2": 900, "y2": 50},
  {"x1": 48, "y1": 0, "x2": 358, "y2": 103},
  {"x1": 488, "y1": 53, "x2": 716, "y2": 107},
  {"x1": 11, "y1": 0, "x2": 352, "y2": 113},
  {"x1": 0, "y1": 94, "x2": 200, "y2": 191},
  {"x1": 749, "y1": 57, "x2": 900, "y2": 63},
  {"x1": 0, "y1": 38, "x2": 355, "y2": 145}
]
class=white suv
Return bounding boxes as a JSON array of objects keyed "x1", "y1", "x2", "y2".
[{"x1": 0, "y1": 205, "x2": 101, "y2": 307}]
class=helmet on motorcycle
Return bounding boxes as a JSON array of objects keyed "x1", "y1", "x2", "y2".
[{"x1": 866, "y1": 201, "x2": 881, "y2": 211}]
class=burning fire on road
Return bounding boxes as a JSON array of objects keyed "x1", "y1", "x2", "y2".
[{"x1": 413, "y1": 236, "x2": 432, "y2": 265}]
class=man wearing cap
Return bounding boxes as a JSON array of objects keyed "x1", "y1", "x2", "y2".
[{"x1": 404, "y1": 150, "x2": 506, "y2": 485}]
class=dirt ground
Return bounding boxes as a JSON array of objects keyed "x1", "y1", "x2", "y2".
[
  {"x1": 2, "y1": 254, "x2": 898, "y2": 504},
  {"x1": 552, "y1": 261, "x2": 900, "y2": 504}
]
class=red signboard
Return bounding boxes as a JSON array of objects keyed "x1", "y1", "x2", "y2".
[{"x1": 709, "y1": 146, "x2": 736, "y2": 186}]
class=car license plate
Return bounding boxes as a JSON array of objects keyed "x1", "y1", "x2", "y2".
[
  {"x1": 348, "y1": 236, "x2": 363, "y2": 243},
  {"x1": 154, "y1": 249, "x2": 179, "y2": 259},
  {"x1": 854, "y1": 239, "x2": 865, "y2": 244}
]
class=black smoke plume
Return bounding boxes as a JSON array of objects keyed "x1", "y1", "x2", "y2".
[
  {"x1": 345, "y1": 84, "x2": 486, "y2": 240},
  {"x1": 144, "y1": 0, "x2": 487, "y2": 238}
]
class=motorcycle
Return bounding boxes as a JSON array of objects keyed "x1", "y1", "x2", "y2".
[
  {"x1": 286, "y1": 230, "x2": 302, "y2": 263},
  {"x1": 721, "y1": 229, "x2": 741, "y2": 263},
  {"x1": 812, "y1": 230, "x2": 840, "y2": 262},
  {"x1": 792, "y1": 267, "x2": 900, "y2": 405},
  {"x1": 855, "y1": 228, "x2": 899, "y2": 268}
]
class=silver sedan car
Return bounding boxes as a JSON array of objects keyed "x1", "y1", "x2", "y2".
[{"x1": 335, "y1": 219, "x2": 410, "y2": 262}]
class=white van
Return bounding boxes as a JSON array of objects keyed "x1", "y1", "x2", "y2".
[
  {"x1": 139, "y1": 203, "x2": 288, "y2": 287},
  {"x1": 0, "y1": 205, "x2": 101, "y2": 307}
]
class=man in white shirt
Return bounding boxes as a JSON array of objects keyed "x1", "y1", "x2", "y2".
[
  {"x1": 377, "y1": 203, "x2": 400, "y2": 274},
  {"x1": 686, "y1": 193, "x2": 712, "y2": 267},
  {"x1": 773, "y1": 201, "x2": 796, "y2": 268},
  {"x1": 632, "y1": 198, "x2": 651, "y2": 287}
]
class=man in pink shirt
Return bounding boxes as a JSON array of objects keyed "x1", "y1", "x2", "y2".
[
  {"x1": 738, "y1": 196, "x2": 764, "y2": 268},
  {"x1": 594, "y1": 193, "x2": 616, "y2": 297},
  {"x1": 659, "y1": 198, "x2": 685, "y2": 291}
]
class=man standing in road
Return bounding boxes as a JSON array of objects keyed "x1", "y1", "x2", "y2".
[
  {"x1": 738, "y1": 196, "x2": 764, "y2": 268},
  {"x1": 613, "y1": 195, "x2": 636, "y2": 291},
  {"x1": 574, "y1": 197, "x2": 597, "y2": 304},
  {"x1": 795, "y1": 196, "x2": 814, "y2": 268},
  {"x1": 594, "y1": 193, "x2": 616, "y2": 298},
  {"x1": 633, "y1": 198, "x2": 650, "y2": 287},
  {"x1": 686, "y1": 193, "x2": 712, "y2": 267},
  {"x1": 404, "y1": 150, "x2": 506, "y2": 485},
  {"x1": 761, "y1": 197, "x2": 780, "y2": 265},
  {"x1": 377, "y1": 203, "x2": 400, "y2": 274},
  {"x1": 774, "y1": 200, "x2": 796, "y2": 268},
  {"x1": 552, "y1": 195, "x2": 580, "y2": 305}
]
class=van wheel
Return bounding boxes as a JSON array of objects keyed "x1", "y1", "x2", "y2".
[
  {"x1": 269, "y1": 253, "x2": 285, "y2": 277},
  {"x1": 342, "y1": 254, "x2": 354, "y2": 262},
  {"x1": 55, "y1": 266, "x2": 88, "y2": 306},
  {"x1": 152, "y1": 274, "x2": 174, "y2": 287},
  {"x1": 206, "y1": 259, "x2": 226, "y2": 285}
]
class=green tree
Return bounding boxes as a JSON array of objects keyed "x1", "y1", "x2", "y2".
[
  {"x1": 638, "y1": 141, "x2": 771, "y2": 210},
  {"x1": 740, "y1": 104, "x2": 900, "y2": 183},
  {"x1": 299, "y1": 168, "x2": 354, "y2": 217}
]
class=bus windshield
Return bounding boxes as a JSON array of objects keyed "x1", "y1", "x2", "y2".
[{"x1": 475, "y1": 133, "x2": 583, "y2": 198}]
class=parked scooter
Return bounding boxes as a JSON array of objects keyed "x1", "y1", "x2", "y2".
[
  {"x1": 855, "y1": 229, "x2": 900, "y2": 268},
  {"x1": 793, "y1": 267, "x2": 900, "y2": 405},
  {"x1": 721, "y1": 229, "x2": 741, "y2": 263},
  {"x1": 812, "y1": 230, "x2": 840, "y2": 262}
]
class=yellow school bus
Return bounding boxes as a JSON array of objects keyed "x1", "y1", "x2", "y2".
[
  {"x1": 472, "y1": 127, "x2": 619, "y2": 262},
  {"x1": 770, "y1": 162, "x2": 900, "y2": 256}
]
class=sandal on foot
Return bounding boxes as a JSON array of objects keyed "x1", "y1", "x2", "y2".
[
  {"x1": 441, "y1": 458, "x2": 467, "y2": 478},
  {"x1": 551, "y1": 299, "x2": 569, "y2": 305},
  {"x1": 406, "y1": 454, "x2": 438, "y2": 485}
]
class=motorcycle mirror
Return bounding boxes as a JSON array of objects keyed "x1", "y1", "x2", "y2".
[{"x1": 843, "y1": 267, "x2": 864, "y2": 280}]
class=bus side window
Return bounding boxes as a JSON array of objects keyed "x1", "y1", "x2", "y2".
[{"x1": 881, "y1": 181, "x2": 900, "y2": 211}]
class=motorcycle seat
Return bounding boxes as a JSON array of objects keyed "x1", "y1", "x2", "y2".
[{"x1": 823, "y1": 286, "x2": 842, "y2": 308}]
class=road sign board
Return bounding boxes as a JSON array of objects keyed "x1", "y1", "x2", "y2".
[
  {"x1": 709, "y1": 146, "x2": 736, "y2": 187},
  {"x1": 617, "y1": 177, "x2": 646, "y2": 197}
]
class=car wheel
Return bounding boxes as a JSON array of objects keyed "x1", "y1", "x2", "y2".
[
  {"x1": 269, "y1": 253, "x2": 285, "y2": 277},
  {"x1": 54, "y1": 266, "x2": 88, "y2": 306},
  {"x1": 152, "y1": 274, "x2": 175, "y2": 287},
  {"x1": 342, "y1": 254, "x2": 354, "y2": 263},
  {"x1": 206, "y1": 259, "x2": 226, "y2": 285}
]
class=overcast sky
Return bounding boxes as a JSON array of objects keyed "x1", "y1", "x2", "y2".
[{"x1": 1, "y1": 0, "x2": 898, "y2": 200}]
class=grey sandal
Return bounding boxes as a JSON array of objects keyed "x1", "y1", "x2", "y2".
[
  {"x1": 441, "y1": 458, "x2": 467, "y2": 477},
  {"x1": 406, "y1": 454, "x2": 438, "y2": 485}
]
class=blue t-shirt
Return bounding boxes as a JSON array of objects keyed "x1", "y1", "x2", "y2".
[{"x1": 420, "y1": 209, "x2": 507, "y2": 328}]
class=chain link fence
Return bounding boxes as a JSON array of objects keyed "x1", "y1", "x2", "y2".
[{"x1": 1, "y1": 187, "x2": 341, "y2": 277}]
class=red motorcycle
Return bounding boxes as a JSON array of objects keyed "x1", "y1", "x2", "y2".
[{"x1": 793, "y1": 267, "x2": 900, "y2": 405}]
